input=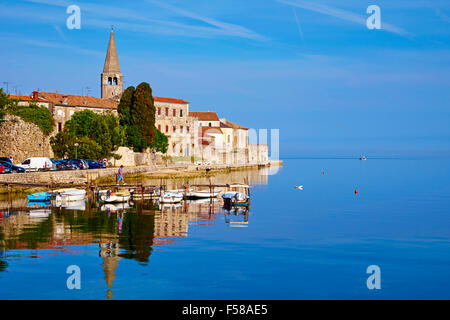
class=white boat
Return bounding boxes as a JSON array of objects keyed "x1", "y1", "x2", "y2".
[
  {"x1": 187, "y1": 189, "x2": 222, "y2": 199},
  {"x1": 53, "y1": 188, "x2": 86, "y2": 202},
  {"x1": 101, "y1": 191, "x2": 131, "y2": 203},
  {"x1": 158, "y1": 191, "x2": 184, "y2": 203},
  {"x1": 222, "y1": 184, "x2": 250, "y2": 207}
]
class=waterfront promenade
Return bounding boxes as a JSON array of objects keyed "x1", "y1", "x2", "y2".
[{"x1": 0, "y1": 161, "x2": 282, "y2": 194}]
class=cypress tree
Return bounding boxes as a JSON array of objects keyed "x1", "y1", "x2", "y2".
[{"x1": 132, "y1": 82, "x2": 156, "y2": 146}]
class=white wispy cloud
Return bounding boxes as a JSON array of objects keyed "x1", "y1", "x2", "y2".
[
  {"x1": 277, "y1": 0, "x2": 413, "y2": 37},
  {"x1": 25, "y1": 0, "x2": 267, "y2": 40}
]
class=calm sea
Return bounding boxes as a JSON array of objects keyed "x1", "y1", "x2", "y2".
[{"x1": 0, "y1": 158, "x2": 449, "y2": 299}]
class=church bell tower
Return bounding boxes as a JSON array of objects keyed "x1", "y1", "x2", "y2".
[{"x1": 101, "y1": 29, "x2": 123, "y2": 100}]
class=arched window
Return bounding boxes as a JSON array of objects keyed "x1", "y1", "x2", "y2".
[
  {"x1": 113, "y1": 77, "x2": 118, "y2": 85},
  {"x1": 108, "y1": 77, "x2": 112, "y2": 85}
]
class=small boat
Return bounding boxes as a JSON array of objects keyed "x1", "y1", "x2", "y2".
[
  {"x1": 360, "y1": 156, "x2": 367, "y2": 161},
  {"x1": 53, "y1": 188, "x2": 86, "y2": 202},
  {"x1": 101, "y1": 191, "x2": 131, "y2": 203},
  {"x1": 187, "y1": 189, "x2": 222, "y2": 199},
  {"x1": 295, "y1": 185, "x2": 303, "y2": 190},
  {"x1": 27, "y1": 192, "x2": 52, "y2": 202},
  {"x1": 158, "y1": 191, "x2": 184, "y2": 204},
  {"x1": 130, "y1": 187, "x2": 160, "y2": 200},
  {"x1": 222, "y1": 183, "x2": 250, "y2": 207}
]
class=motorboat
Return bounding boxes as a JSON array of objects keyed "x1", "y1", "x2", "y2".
[
  {"x1": 187, "y1": 188, "x2": 222, "y2": 199},
  {"x1": 101, "y1": 191, "x2": 131, "y2": 203},
  {"x1": 222, "y1": 184, "x2": 250, "y2": 207},
  {"x1": 158, "y1": 191, "x2": 184, "y2": 204},
  {"x1": 53, "y1": 188, "x2": 86, "y2": 202},
  {"x1": 360, "y1": 156, "x2": 367, "y2": 161},
  {"x1": 27, "y1": 192, "x2": 52, "y2": 202},
  {"x1": 101, "y1": 202, "x2": 132, "y2": 211}
]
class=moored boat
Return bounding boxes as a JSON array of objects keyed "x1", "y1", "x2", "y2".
[
  {"x1": 101, "y1": 191, "x2": 131, "y2": 203},
  {"x1": 158, "y1": 191, "x2": 184, "y2": 203},
  {"x1": 27, "y1": 192, "x2": 52, "y2": 202},
  {"x1": 187, "y1": 189, "x2": 222, "y2": 199},
  {"x1": 53, "y1": 188, "x2": 86, "y2": 202},
  {"x1": 221, "y1": 184, "x2": 250, "y2": 207}
]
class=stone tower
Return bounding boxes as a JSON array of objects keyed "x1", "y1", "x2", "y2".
[{"x1": 101, "y1": 30, "x2": 123, "y2": 100}]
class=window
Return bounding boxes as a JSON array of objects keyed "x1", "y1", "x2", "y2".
[
  {"x1": 180, "y1": 126, "x2": 183, "y2": 134},
  {"x1": 158, "y1": 107, "x2": 161, "y2": 115},
  {"x1": 173, "y1": 109, "x2": 176, "y2": 117},
  {"x1": 180, "y1": 109, "x2": 183, "y2": 117},
  {"x1": 165, "y1": 125, "x2": 169, "y2": 133},
  {"x1": 187, "y1": 126, "x2": 190, "y2": 133},
  {"x1": 209, "y1": 122, "x2": 212, "y2": 127},
  {"x1": 228, "y1": 135, "x2": 230, "y2": 143},
  {"x1": 22, "y1": 159, "x2": 30, "y2": 165},
  {"x1": 165, "y1": 108, "x2": 169, "y2": 116},
  {"x1": 113, "y1": 77, "x2": 118, "y2": 85},
  {"x1": 158, "y1": 124, "x2": 161, "y2": 131},
  {"x1": 58, "y1": 122, "x2": 62, "y2": 132},
  {"x1": 108, "y1": 77, "x2": 112, "y2": 85},
  {"x1": 173, "y1": 126, "x2": 176, "y2": 133}
]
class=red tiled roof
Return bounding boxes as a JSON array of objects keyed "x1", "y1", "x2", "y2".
[
  {"x1": 153, "y1": 96, "x2": 189, "y2": 104},
  {"x1": 200, "y1": 127, "x2": 223, "y2": 135},
  {"x1": 223, "y1": 119, "x2": 248, "y2": 130},
  {"x1": 38, "y1": 92, "x2": 118, "y2": 109},
  {"x1": 189, "y1": 111, "x2": 220, "y2": 121},
  {"x1": 8, "y1": 94, "x2": 47, "y2": 102}
]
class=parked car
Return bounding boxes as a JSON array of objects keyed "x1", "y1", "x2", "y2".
[
  {"x1": 60, "y1": 159, "x2": 77, "y2": 170},
  {"x1": 0, "y1": 161, "x2": 26, "y2": 173},
  {"x1": 68, "y1": 159, "x2": 88, "y2": 170},
  {"x1": 16, "y1": 157, "x2": 53, "y2": 172},
  {"x1": 86, "y1": 160, "x2": 105, "y2": 169},
  {"x1": 50, "y1": 159, "x2": 66, "y2": 171},
  {"x1": 0, "y1": 157, "x2": 12, "y2": 164},
  {"x1": 0, "y1": 164, "x2": 7, "y2": 174}
]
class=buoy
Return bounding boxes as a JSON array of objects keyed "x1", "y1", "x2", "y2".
[{"x1": 354, "y1": 189, "x2": 358, "y2": 195}]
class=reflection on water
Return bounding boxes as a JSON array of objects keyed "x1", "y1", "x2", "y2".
[{"x1": 0, "y1": 167, "x2": 268, "y2": 299}]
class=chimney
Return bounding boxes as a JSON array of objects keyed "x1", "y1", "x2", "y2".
[
  {"x1": 32, "y1": 91, "x2": 39, "y2": 100},
  {"x1": 62, "y1": 95, "x2": 68, "y2": 105}
]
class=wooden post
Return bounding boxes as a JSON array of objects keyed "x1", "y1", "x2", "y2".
[{"x1": 141, "y1": 184, "x2": 144, "y2": 204}]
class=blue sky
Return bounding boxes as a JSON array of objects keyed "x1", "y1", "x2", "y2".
[{"x1": 0, "y1": 0, "x2": 449, "y2": 157}]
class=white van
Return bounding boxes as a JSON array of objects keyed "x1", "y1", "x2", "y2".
[{"x1": 17, "y1": 157, "x2": 53, "y2": 172}]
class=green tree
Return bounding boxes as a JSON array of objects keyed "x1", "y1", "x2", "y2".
[
  {"x1": 51, "y1": 110, "x2": 124, "y2": 159},
  {"x1": 150, "y1": 129, "x2": 168, "y2": 154},
  {"x1": 132, "y1": 82, "x2": 156, "y2": 146},
  {"x1": 125, "y1": 125, "x2": 148, "y2": 152},
  {"x1": 117, "y1": 86, "x2": 134, "y2": 126}
]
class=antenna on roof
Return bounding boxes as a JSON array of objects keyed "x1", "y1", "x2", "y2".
[
  {"x1": 111, "y1": 25, "x2": 114, "y2": 31},
  {"x1": 85, "y1": 86, "x2": 91, "y2": 96}
]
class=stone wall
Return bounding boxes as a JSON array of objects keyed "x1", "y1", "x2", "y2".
[
  {"x1": 108, "y1": 146, "x2": 157, "y2": 167},
  {"x1": 0, "y1": 115, "x2": 54, "y2": 163}
]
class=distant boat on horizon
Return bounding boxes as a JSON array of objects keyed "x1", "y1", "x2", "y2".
[{"x1": 360, "y1": 156, "x2": 367, "y2": 161}]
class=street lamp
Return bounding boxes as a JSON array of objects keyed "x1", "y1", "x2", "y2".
[{"x1": 74, "y1": 143, "x2": 79, "y2": 159}]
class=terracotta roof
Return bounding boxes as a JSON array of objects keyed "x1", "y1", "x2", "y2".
[
  {"x1": 189, "y1": 111, "x2": 220, "y2": 121},
  {"x1": 154, "y1": 96, "x2": 189, "y2": 104},
  {"x1": 200, "y1": 127, "x2": 223, "y2": 135},
  {"x1": 38, "y1": 92, "x2": 118, "y2": 109},
  {"x1": 8, "y1": 94, "x2": 47, "y2": 103},
  {"x1": 223, "y1": 119, "x2": 248, "y2": 130}
]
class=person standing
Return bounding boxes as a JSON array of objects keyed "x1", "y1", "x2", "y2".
[{"x1": 117, "y1": 165, "x2": 125, "y2": 185}]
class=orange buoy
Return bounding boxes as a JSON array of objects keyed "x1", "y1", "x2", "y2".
[{"x1": 354, "y1": 189, "x2": 358, "y2": 195}]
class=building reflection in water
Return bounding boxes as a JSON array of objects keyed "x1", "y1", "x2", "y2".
[{"x1": 0, "y1": 166, "x2": 271, "y2": 298}]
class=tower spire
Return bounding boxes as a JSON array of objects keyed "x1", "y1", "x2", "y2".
[
  {"x1": 103, "y1": 30, "x2": 120, "y2": 73},
  {"x1": 101, "y1": 30, "x2": 123, "y2": 99}
]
